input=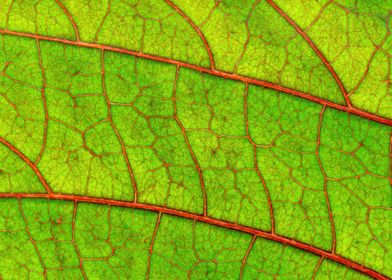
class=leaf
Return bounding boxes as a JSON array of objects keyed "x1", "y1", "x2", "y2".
[{"x1": 0, "y1": 0, "x2": 391, "y2": 279}]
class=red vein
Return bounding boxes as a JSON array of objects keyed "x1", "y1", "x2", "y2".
[
  {"x1": 101, "y1": 49, "x2": 138, "y2": 202},
  {"x1": 34, "y1": 39, "x2": 48, "y2": 166},
  {"x1": 349, "y1": 32, "x2": 390, "y2": 97},
  {"x1": 311, "y1": 257, "x2": 324, "y2": 280},
  {"x1": 316, "y1": 106, "x2": 336, "y2": 253},
  {"x1": 0, "y1": 192, "x2": 387, "y2": 280},
  {"x1": 146, "y1": 212, "x2": 161, "y2": 280},
  {"x1": 18, "y1": 198, "x2": 47, "y2": 276},
  {"x1": 94, "y1": 0, "x2": 111, "y2": 42},
  {"x1": 172, "y1": 65, "x2": 207, "y2": 216},
  {"x1": 233, "y1": 0, "x2": 260, "y2": 73},
  {"x1": 0, "y1": 137, "x2": 53, "y2": 194},
  {"x1": 266, "y1": 0, "x2": 352, "y2": 107},
  {"x1": 54, "y1": 0, "x2": 80, "y2": 42},
  {"x1": 72, "y1": 201, "x2": 87, "y2": 279},
  {"x1": 0, "y1": 29, "x2": 390, "y2": 126},
  {"x1": 164, "y1": 0, "x2": 215, "y2": 70},
  {"x1": 5, "y1": 0, "x2": 14, "y2": 30},
  {"x1": 244, "y1": 82, "x2": 275, "y2": 232},
  {"x1": 239, "y1": 235, "x2": 256, "y2": 279},
  {"x1": 304, "y1": 0, "x2": 334, "y2": 32}
]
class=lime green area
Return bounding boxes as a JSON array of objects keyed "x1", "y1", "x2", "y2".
[
  {"x1": 0, "y1": 143, "x2": 44, "y2": 193},
  {"x1": 242, "y1": 238, "x2": 320, "y2": 279},
  {"x1": 2, "y1": 0, "x2": 75, "y2": 39},
  {"x1": 272, "y1": 0, "x2": 392, "y2": 118},
  {"x1": 177, "y1": 67, "x2": 246, "y2": 135},
  {"x1": 20, "y1": 199, "x2": 78, "y2": 268},
  {"x1": 202, "y1": 169, "x2": 271, "y2": 230},
  {"x1": 315, "y1": 259, "x2": 371, "y2": 280},
  {"x1": 40, "y1": 41, "x2": 102, "y2": 95},
  {"x1": 0, "y1": 35, "x2": 45, "y2": 161},
  {"x1": 0, "y1": 77, "x2": 44, "y2": 160},
  {"x1": 38, "y1": 120, "x2": 134, "y2": 200},
  {"x1": 0, "y1": 199, "x2": 44, "y2": 279},
  {"x1": 329, "y1": 181, "x2": 391, "y2": 277},
  {"x1": 52, "y1": 0, "x2": 110, "y2": 42},
  {"x1": 76, "y1": 203, "x2": 158, "y2": 279},
  {"x1": 350, "y1": 50, "x2": 391, "y2": 117},
  {"x1": 0, "y1": 35, "x2": 42, "y2": 88}
]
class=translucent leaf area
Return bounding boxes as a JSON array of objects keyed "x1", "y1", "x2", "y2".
[{"x1": 0, "y1": 0, "x2": 391, "y2": 279}]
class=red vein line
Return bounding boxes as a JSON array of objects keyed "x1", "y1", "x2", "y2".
[
  {"x1": 172, "y1": 65, "x2": 208, "y2": 216},
  {"x1": 72, "y1": 201, "x2": 87, "y2": 279},
  {"x1": 4, "y1": 0, "x2": 14, "y2": 30},
  {"x1": 244, "y1": 82, "x2": 275, "y2": 232},
  {"x1": 34, "y1": 39, "x2": 48, "y2": 166},
  {"x1": 54, "y1": 0, "x2": 80, "y2": 42},
  {"x1": 94, "y1": 0, "x2": 111, "y2": 42},
  {"x1": 101, "y1": 49, "x2": 138, "y2": 202},
  {"x1": 0, "y1": 29, "x2": 390, "y2": 126},
  {"x1": 239, "y1": 235, "x2": 257, "y2": 279},
  {"x1": 266, "y1": 0, "x2": 352, "y2": 107},
  {"x1": 316, "y1": 106, "x2": 336, "y2": 253},
  {"x1": 17, "y1": 198, "x2": 47, "y2": 276},
  {"x1": 164, "y1": 0, "x2": 215, "y2": 70},
  {"x1": 0, "y1": 137, "x2": 53, "y2": 194},
  {"x1": 312, "y1": 257, "x2": 324, "y2": 280},
  {"x1": 0, "y1": 192, "x2": 388, "y2": 280},
  {"x1": 146, "y1": 212, "x2": 161, "y2": 280}
]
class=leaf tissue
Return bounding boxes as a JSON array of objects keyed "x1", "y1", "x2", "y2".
[{"x1": 0, "y1": 0, "x2": 391, "y2": 279}]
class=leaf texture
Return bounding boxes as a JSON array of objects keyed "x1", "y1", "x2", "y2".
[{"x1": 0, "y1": 0, "x2": 391, "y2": 279}]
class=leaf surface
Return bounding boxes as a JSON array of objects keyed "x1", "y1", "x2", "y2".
[{"x1": 0, "y1": 1, "x2": 391, "y2": 279}]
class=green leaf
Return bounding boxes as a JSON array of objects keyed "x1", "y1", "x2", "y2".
[{"x1": 0, "y1": 0, "x2": 391, "y2": 279}]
